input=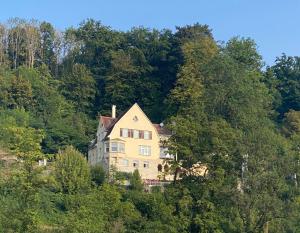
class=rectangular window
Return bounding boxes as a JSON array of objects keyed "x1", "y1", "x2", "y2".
[
  {"x1": 139, "y1": 145, "x2": 151, "y2": 156},
  {"x1": 119, "y1": 143, "x2": 125, "y2": 153},
  {"x1": 120, "y1": 128, "x2": 128, "y2": 137},
  {"x1": 133, "y1": 130, "x2": 139, "y2": 139},
  {"x1": 105, "y1": 143, "x2": 109, "y2": 153},
  {"x1": 110, "y1": 142, "x2": 125, "y2": 153},
  {"x1": 111, "y1": 142, "x2": 118, "y2": 152},
  {"x1": 144, "y1": 131, "x2": 150, "y2": 140},
  {"x1": 133, "y1": 160, "x2": 139, "y2": 168},
  {"x1": 143, "y1": 161, "x2": 149, "y2": 168},
  {"x1": 122, "y1": 159, "x2": 129, "y2": 166}
]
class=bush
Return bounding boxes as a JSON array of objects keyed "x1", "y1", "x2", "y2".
[
  {"x1": 54, "y1": 146, "x2": 90, "y2": 194},
  {"x1": 91, "y1": 164, "x2": 106, "y2": 186}
]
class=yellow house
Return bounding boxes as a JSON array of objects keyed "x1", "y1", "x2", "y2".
[{"x1": 88, "y1": 103, "x2": 174, "y2": 182}]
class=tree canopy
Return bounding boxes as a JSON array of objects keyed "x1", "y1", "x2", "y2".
[{"x1": 0, "y1": 18, "x2": 299, "y2": 232}]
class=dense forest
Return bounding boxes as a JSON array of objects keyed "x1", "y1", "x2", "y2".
[{"x1": 0, "y1": 18, "x2": 300, "y2": 232}]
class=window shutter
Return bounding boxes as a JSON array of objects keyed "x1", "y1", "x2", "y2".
[
  {"x1": 149, "y1": 131, "x2": 152, "y2": 140},
  {"x1": 120, "y1": 128, "x2": 123, "y2": 137}
]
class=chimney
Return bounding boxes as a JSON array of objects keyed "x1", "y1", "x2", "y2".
[{"x1": 112, "y1": 105, "x2": 116, "y2": 119}]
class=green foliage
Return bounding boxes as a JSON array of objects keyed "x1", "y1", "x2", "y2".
[
  {"x1": 129, "y1": 169, "x2": 144, "y2": 191},
  {"x1": 54, "y1": 146, "x2": 91, "y2": 194},
  {"x1": 60, "y1": 63, "x2": 96, "y2": 113},
  {"x1": 91, "y1": 164, "x2": 106, "y2": 186},
  {"x1": 0, "y1": 18, "x2": 299, "y2": 232}
]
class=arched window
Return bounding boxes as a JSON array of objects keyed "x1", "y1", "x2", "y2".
[{"x1": 158, "y1": 164, "x2": 162, "y2": 172}]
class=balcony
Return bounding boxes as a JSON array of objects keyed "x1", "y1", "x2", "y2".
[{"x1": 160, "y1": 147, "x2": 175, "y2": 159}]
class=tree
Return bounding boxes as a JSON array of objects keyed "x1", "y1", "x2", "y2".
[
  {"x1": 91, "y1": 164, "x2": 106, "y2": 186},
  {"x1": 54, "y1": 146, "x2": 91, "y2": 194},
  {"x1": 24, "y1": 20, "x2": 40, "y2": 68},
  {"x1": 268, "y1": 55, "x2": 300, "y2": 117},
  {"x1": 129, "y1": 169, "x2": 144, "y2": 191},
  {"x1": 39, "y1": 21, "x2": 55, "y2": 69},
  {"x1": 9, "y1": 75, "x2": 33, "y2": 110},
  {"x1": 60, "y1": 63, "x2": 95, "y2": 113}
]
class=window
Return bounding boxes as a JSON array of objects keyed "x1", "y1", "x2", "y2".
[
  {"x1": 122, "y1": 159, "x2": 129, "y2": 166},
  {"x1": 133, "y1": 116, "x2": 138, "y2": 122},
  {"x1": 133, "y1": 160, "x2": 139, "y2": 168},
  {"x1": 120, "y1": 128, "x2": 128, "y2": 137},
  {"x1": 144, "y1": 161, "x2": 149, "y2": 168},
  {"x1": 143, "y1": 131, "x2": 152, "y2": 140},
  {"x1": 105, "y1": 143, "x2": 109, "y2": 153},
  {"x1": 121, "y1": 129, "x2": 152, "y2": 140},
  {"x1": 110, "y1": 142, "x2": 125, "y2": 153},
  {"x1": 111, "y1": 142, "x2": 118, "y2": 152},
  {"x1": 139, "y1": 145, "x2": 151, "y2": 156},
  {"x1": 144, "y1": 131, "x2": 150, "y2": 140},
  {"x1": 133, "y1": 130, "x2": 139, "y2": 139},
  {"x1": 119, "y1": 143, "x2": 125, "y2": 153}
]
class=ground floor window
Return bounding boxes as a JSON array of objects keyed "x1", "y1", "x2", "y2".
[
  {"x1": 133, "y1": 160, "x2": 139, "y2": 168},
  {"x1": 122, "y1": 159, "x2": 129, "y2": 166},
  {"x1": 143, "y1": 161, "x2": 149, "y2": 168}
]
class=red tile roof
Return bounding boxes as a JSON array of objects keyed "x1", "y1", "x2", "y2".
[
  {"x1": 100, "y1": 116, "x2": 116, "y2": 130},
  {"x1": 153, "y1": 124, "x2": 172, "y2": 136}
]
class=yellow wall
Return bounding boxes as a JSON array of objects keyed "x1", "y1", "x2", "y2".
[
  {"x1": 108, "y1": 103, "x2": 160, "y2": 160},
  {"x1": 107, "y1": 103, "x2": 166, "y2": 180}
]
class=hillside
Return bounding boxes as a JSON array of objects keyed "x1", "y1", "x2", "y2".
[{"x1": 0, "y1": 19, "x2": 299, "y2": 232}]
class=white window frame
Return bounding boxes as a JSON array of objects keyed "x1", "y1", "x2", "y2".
[
  {"x1": 111, "y1": 142, "x2": 118, "y2": 152},
  {"x1": 139, "y1": 145, "x2": 151, "y2": 156},
  {"x1": 121, "y1": 128, "x2": 128, "y2": 138},
  {"x1": 144, "y1": 131, "x2": 150, "y2": 140},
  {"x1": 133, "y1": 130, "x2": 139, "y2": 139},
  {"x1": 110, "y1": 142, "x2": 125, "y2": 153},
  {"x1": 119, "y1": 143, "x2": 125, "y2": 153}
]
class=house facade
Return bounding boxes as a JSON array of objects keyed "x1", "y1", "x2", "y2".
[{"x1": 88, "y1": 103, "x2": 174, "y2": 181}]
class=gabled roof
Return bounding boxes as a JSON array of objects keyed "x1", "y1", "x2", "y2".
[{"x1": 99, "y1": 103, "x2": 171, "y2": 140}]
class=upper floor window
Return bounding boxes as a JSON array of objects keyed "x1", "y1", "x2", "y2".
[
  {"x1": 139, "y1": 145, "x2": 151, "y2": 156},
  {"x1": 144, "y1": 131, "x2": 151, "y2": 140},
  {"x1": 133, "y1": 130, "x2": 139, "y2": 139},
  {"x1": 120, "y1": 128, "x2": 152, "y2": 140},
  {"x1": 120, "y1": 128, "x2": 128, "y2": 137}
]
